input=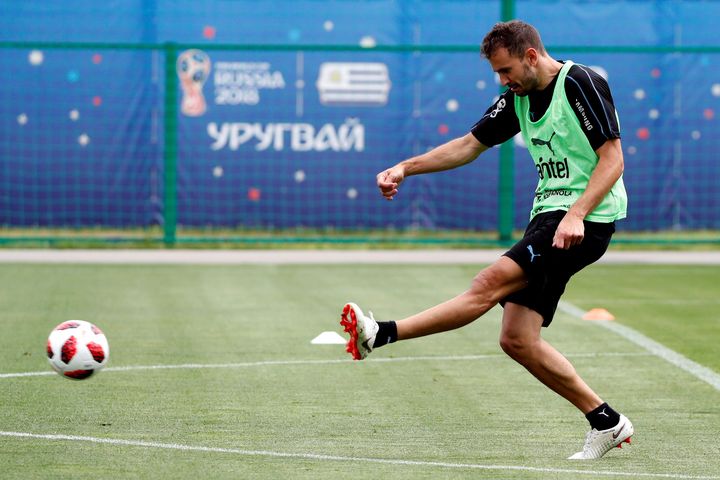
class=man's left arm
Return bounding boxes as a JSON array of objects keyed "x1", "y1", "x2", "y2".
[{"x1": 552, "y1": 139, "x2": 624, "y2": 249}]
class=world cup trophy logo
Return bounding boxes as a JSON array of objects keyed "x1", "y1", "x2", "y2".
[{"x1": 176, "y1": 49, "x2": 211, "y2": 116}]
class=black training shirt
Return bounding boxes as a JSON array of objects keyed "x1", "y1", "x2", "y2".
[{"x1": 471, "y1": 63, "x2": 620, "y2": 151}]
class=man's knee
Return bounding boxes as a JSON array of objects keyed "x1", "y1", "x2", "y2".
[
  {"x1": 500, "y1": 333, "x2": 543, "y2": 367},
  {"x1": 499, "y1": 332, "x2": 531, "y2": 360},
  {"x1": 468, "y1": 269, "x2": 502, "y2": 306},
  {"x1": 499, "y1": 312, "x2": 542, "y2": 363},
  {"x1": 468, "y1": 258, "x2": 527, "y2": 306}
]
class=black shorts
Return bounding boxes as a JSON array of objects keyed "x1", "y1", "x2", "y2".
[{"x1": 501, "y1": 210, "x2": 615, "y2": 327}]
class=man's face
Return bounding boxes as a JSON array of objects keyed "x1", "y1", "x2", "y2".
[{"x1": 488, "y1": 47, "x2": 539, "y2": 96}]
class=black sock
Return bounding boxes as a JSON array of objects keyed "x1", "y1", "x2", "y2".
[
  {"x1": 586, "y1": 402, "x2": 621, "y2": 431},
  {"x1": 372, "y1": 321, "x2": 397, "y2": 349}
]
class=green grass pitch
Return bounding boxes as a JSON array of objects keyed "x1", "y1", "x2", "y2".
[{"x1": 0, "y1": 262, "x2": 718, "y2": 479}]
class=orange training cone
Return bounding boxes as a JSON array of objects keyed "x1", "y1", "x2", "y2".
[{"x1": 582, "y1": 308, "x2": 615, "y2": 321}]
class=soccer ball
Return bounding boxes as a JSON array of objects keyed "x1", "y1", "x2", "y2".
[{"x1": 46, "y1": 320, "x2": 109, "y2": 380}]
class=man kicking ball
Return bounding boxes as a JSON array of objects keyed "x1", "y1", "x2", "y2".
[{"x1": 340, "y1": 20, "x2": 632, "y2": 460}]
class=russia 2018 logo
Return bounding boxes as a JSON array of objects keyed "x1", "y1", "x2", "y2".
[{"x1": 177, "y1": 49, "x2": 211, "y2": 116}]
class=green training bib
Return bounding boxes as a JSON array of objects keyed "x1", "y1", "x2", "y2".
[{"x1": 514, "y1": 61, "x2": 627, "y2": 222}]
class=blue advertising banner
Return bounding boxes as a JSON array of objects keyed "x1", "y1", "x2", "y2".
[{"x1": 1, "y1": 1, "x2": 719, "y2": 231}]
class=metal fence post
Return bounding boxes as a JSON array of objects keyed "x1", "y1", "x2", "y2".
[
  {"x1": 497, "y1": 0, "x2": 516, "y2": 243},
  {"x1": 163, "y1": 42, "x2": 178, "y2": 246}
]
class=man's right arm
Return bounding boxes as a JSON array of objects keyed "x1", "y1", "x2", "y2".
[
  {"x1": 378, "y1": 90, "x2": 519, "y2": 201},
  {"x1": 377, "y1": 133, "x2": 488, "y2": 201}
]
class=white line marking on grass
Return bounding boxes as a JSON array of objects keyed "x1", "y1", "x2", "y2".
[
  {"x1": 0, "y1": 371, "x2": 55, "y2": 379},
  {"x1": 0, "y1": 352, "x2": 651, "y2": 379},
  {"x1": 0, "y1": 431, "x2": 717, "y2": 479},
  {"x1": 559, "y1": 301, "x2": 720, "y2": 391}
]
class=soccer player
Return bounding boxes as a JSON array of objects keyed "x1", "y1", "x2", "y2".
[{"x1": 340, "y1": 20, "x2": 632, "y2": 460}]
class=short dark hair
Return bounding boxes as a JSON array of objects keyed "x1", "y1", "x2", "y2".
[{"x1": 481, "y1": 20, "x2": 546, "y2": 59}]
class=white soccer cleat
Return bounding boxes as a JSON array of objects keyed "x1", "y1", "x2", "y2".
[
  {"x1": 340, "y1": 302, "x2": 379, "y2": 360},
  {"x1": 568, "y1": 414, "x2": 634, "y2": 460}
]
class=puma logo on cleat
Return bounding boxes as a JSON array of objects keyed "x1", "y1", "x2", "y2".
[
  {"x1": 531, "y1": 131, "x2": 556, "y2": 155},
  {"x1": 527, "y1": 245, "x2": 542, "y2": 263}
]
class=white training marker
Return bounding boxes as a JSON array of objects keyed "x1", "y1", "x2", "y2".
[{"x1": 311, "y1": 331, "x2": 347, "y2": 345}]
